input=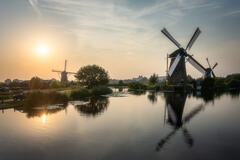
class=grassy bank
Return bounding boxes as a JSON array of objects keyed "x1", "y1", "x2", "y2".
[{"x1": 70, "y1": 86, "x2": 112, "y2": 100}]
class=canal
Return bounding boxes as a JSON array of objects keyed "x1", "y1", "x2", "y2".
[{"x1": 0, "y1": 91, "x2": 239, "y2": 160}]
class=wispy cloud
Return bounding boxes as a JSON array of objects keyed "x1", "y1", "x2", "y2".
[
  {"x1": 224, "y1": 9, "x2": 240, "y2": 17},
  {"x1": 28, "y1": 0, "x2": 41, "y2": 16},
  {"x1": 27, "y1": 0, "x2": 222, "y2": 56}
]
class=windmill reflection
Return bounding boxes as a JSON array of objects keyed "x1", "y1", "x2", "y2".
[
  {"x1": 156, "y1": 92, "x2": 204, "y2": 152},
  {"x1": 74, "y1": 97, "x2": 109, "y2": 117}
]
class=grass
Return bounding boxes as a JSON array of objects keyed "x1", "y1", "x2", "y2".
[
  {"x1": 0, "y1": 100, "x2": 24, "y2": 108},
  {"x1": 70, "y1": 86, "x2": 112, "y2": 100}
]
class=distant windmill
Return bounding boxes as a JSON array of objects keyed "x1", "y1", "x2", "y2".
[
  {"x1": 206, "y1": 58, "x2": 218, "y2": 78},
  {"x1": 161, "y1": 27, "x2": 218, "y2": 85},
  {"x1": 52, "y1": 60, "x2": 76, "y2": 83}
]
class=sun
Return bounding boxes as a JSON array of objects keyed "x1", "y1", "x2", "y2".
[{"x1": 36, "y1": 44, "x2": 49, "y2": 56}]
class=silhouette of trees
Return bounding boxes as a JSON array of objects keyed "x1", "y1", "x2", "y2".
[
  {"x1": 29, "y1": 77, "x2": 43, "y2": 89},
  {"x1": 149, "y1": 73, "x2": 158, "y2": 85}
]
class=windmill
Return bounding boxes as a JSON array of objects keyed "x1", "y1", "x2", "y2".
[
  {"x1": 161, "y1": 27, "x2": 218, "y2": 85},
  {"x1": 156, "y1": 93, "x2": 205, "y2": 151},
  {"x1": 206, "y1": 58, "x2": 218, "y2": 78},
  {"x1": 52, "y1": 60, "x2": 76, "y2": 83}
]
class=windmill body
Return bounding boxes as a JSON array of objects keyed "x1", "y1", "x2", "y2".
[
  {"x1": 61, "y1": 71, "x2": 68, "y2": 83},
  {"x1": 168, "y1": 49, "x2": 187, "y2": 85},
  {"x1": 52, "y1": 60, "x2": 76, "y2": 83}
]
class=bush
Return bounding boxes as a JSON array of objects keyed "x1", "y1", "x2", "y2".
[
  {"x1": 201, "y1": 77, "x2": 215, "y2": 91},
  {"x1": 149, "y1": 73, "x2": 158, "y2": 85},
  {"x1": 90, "y1": 86, "x2": 112, "y2": 96},
  {"x1": 49, "y1": 80, "x2": 62, "y2": 88},
  {"x1": 128, "y1": 82, "x2": 147, "y2": 91},
  {"x1": 214, "y1": 77, "x2": 226, "y2": 89},
  {"x1": 70, "y1": 88, "x2": 90, "y2": 99},
  {"x1": 226, "y1": 79, "x2": 240, "y2": 89},
  {"x1": 29, "y1": 77, "x2": 43, "y2": 89},
  {"x1": 70, "y1": 86, "x2": 112, "y2": 99}
]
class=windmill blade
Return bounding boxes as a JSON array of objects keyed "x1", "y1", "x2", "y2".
[
  {"x1": 67, "y1": 72, "x2": 77, "y2": 74},
  {"x1": 167, "y1": 104, "x2": 177, "y2": 126},
  {"x1": 156, "y1": 129, "x2": 178, "y2": 152},
  {"x1": 52, "y1": 69, "x2": 62, "y2": 73},
  {"x1": 212, "y1": 71, "x2": 216, "y2": 78},
  {"x1": 168, "y1": 54, "x2": 182, "y2": 77},
  {"x1": 182, "y1": 128, "x2": 194, "y2": 147},
  {"x1": 161, "y1": 28, "x2": 182, "y2": 48},
  {"x1": 186, "y1": 56, "x2": 206, "y2": 75},
  {"x1": 182, "y1": 104, "x2": 204, "y2": 124},
  {"x1": 206, "y1": 58, "x2": 211, "y2": 68},
  {"x1": 212, "y1": 63, "x2": 218, "y2": 70},
  {"x1": 186, "y1": 27, "x2": 201, "y2": 50}
]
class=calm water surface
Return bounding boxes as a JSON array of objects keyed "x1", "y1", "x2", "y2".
[{"x1": 0, "y1": 91, "x2": 240, "y2": 160}]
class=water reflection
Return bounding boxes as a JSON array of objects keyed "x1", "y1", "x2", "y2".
[
  {"x1": 74, "y1": 97, "x2": 109, "y2": 117},
  {"x1": 41, "y1": 113, "x2": 46, "y2": 123},
  {"x1": 147, "y1": 91, "x2": 158, "y2": 104},
  {"x1": 156, "y1": 92, "x2": 205, "y2": 151},
  {"x1": 19, "y1": 103, "x2": 68, "y2": 118},
  {"x1": 191, "y1": 89, "x2": 240, "y2": 103},
  {"x1": 17, "y1": 91, "x2": 68, "y2": 118},
  {"x1": 129, "y1": 90, "x2": 146, "y2": 96}
]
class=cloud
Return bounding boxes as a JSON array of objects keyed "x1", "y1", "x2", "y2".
[
  {"x1": 28, "y1": 0, "x2": 41, "y2": 16},
  {"x1": 27, "y1": 0, "x2": 223, "y2": 56},
  {"x1": 223, "y1": 10, "x2": 240, "y2": 17}
]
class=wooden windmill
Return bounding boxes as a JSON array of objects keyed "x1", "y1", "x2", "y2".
[
  {"x1": 161, "y1": 28, "x2": 218, "y2": 85},
  {"x1": 52, "y1": 60, "x2": 76, "y2": 83}
]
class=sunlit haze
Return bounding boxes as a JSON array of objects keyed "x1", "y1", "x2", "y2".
[{"x1": 0, "y1": 0, "x2": 240, "y2": 81}]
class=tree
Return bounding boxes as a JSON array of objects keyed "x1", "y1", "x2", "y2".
[
  {"x1": 29, "y1": 77, "x2": 43, "y2": 89},
  {"x1": 149, "y1": 73, "x2": 158, "y2": 85},
  {"x1": 118, "y1": 80, "x2": 124, "y2": 86},
  {"x1": 75, "y1": 65, "x2": 109, "y2": 88},
  {"x1": 49, "y1": 80, "x2": 61, "y2": 88}
]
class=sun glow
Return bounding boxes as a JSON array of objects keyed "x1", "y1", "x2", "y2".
[
  {"x1": 36, "y1": 44, "x2": 49, "y2": 56},
  {"x1": 41, "y1": 114, "x2": 47, "y2": 123}
]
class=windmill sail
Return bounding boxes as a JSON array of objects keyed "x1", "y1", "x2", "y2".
[
  {"x1": 186, "y1": 57, "x2": 206, "y2": 74},
  {"x1": 212, "y1": 71, "x2": 216, "y2": 78},
  {"x1": 186, "y1": 27, "x2": 201, "y2": 50},
  {"x1": 168, "y1": 54, "x2": 182, "y2": 76},
  {"x1": 212, "y1": 63, "x2": 218, "y2": 70},
  {"x1": 52, "y1": 69, "x2": 62, "y2": 73},
  {"x1": 167, "y1": 104, "x2": 177, "y2": 125},
  {"x1": 161, "y1": 28, "x2": 182, "y2": 48}
]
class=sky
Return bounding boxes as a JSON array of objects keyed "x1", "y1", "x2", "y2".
[{"x1": 0, "y1": 0, "x2": 240, "y2": 81}]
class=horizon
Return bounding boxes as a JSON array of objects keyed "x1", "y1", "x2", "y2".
[{"x1": 1, "y1": 0, "x2": 240, "y2": 81}]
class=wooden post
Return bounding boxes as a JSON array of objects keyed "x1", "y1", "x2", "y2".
[{"x1": 166, "y1": 53, "x2": 168, "y2": 86}]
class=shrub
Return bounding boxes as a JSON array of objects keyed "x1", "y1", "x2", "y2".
[
  {"x1": 226, "y1": 79, "x2": 240, "y2": 89},
  {"x1": 49, "y1": 80, "x2": 62, "y2": 88},
  {"x1": 70, "y1": 88, "x2": 90, "y2": 99},
  {"x1": 90, "y1": 86, "x2": 112, "y2": 96},
  {"x1": 149, "y1": 73, "x2": 158, "y2": 85},
  {"x1": 29, "y1": 77, "x2": 43, "y2": 89},
  {"x1": 128, "y1": 82, "x2": 147, "y2": 91}
]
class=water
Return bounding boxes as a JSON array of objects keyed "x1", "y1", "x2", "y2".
[{"x1": 0, "y1": 91, "x2": 240, "y2": 160}]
